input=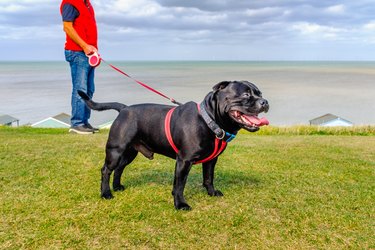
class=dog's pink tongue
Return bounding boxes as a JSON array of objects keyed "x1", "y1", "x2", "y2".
[{"x1": 245, "y1": 115, "x2": 269, "y2": 126}]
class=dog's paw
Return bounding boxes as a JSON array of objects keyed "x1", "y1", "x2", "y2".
[
  {"x1": 208, "y1": 190, "x2": 224, "y2": 197},
  {"x1": 175, "y1": 202, "x2": 192, "y2": 211},
  {"x1": 101, "y1": 191, "x2": 114, "y2": 199},
  {"x1": 113, "y1": 185, "x2": 125, "y2": 192},
  {"x1": 214, "y1": 190, "x2": 224, "y2": 196}
]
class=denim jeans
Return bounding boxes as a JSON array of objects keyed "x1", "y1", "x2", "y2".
[{"x1": 65, "y1": 50, "x2": 95, "y2": 127}]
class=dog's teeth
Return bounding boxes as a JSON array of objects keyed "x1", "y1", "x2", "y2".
[{"x1": 241, "y1": 116, "x2": 254, "y2": 126}]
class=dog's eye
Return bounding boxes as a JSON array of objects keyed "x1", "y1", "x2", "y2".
[{"x1": 243, "y1": 93, "x2": 251, "y2": 98}]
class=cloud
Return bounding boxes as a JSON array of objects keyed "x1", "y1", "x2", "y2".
[
  {"x1": 107, "y1": 0, "x2": 163, "y2": 17},
  {"x1": 325, "y1": 4, "x2": 346, "y2": 14},
  {"x1": 0, "y1": 1, "x2": 56, "y2": 24},
  {"x1": 0, "y1": 24, "x2": 61, "y2": 40},
  {"x1": 364, "y1": 21, "x2": 375, "y2": 30},
  {"x1": 0, "y1": 3, "x2": 27, "y2": 12},
  {"x1": 292, "y1": 22, "x2": 345, "y2": 40},
  {"x1": 0, "y1": 0, "x2": 375, "y2": 60}
]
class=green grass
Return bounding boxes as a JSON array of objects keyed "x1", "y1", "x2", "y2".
[{"x1": 1, "y1": 126, "x2": 374, "y2": 249}]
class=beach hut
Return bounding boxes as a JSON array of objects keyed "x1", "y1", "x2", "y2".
[
  {"x1": 0, "y1": 114, "x2": 19, "y2": 127},
  {"x1": 309, "y1": 113, "x2": 353, "y2": 127},
  {"x1": 31, "y1": 113, "x2": 71, "y2": 128}
]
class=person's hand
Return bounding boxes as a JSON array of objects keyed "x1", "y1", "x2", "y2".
[{"x1": 83, "y1": 44, "x2": 97, "y2": 55}]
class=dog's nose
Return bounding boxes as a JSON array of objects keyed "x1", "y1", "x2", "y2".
[
  {"x1": 258, "y1": 99, "x2": 268, "y2": 107},
  {"x1": 258, "y1": 99, "x2": 269, "y2": 112}
]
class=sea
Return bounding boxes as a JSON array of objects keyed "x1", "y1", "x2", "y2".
[{"x1": 0, "y1": 61, "x2": 374, "y2": 126}]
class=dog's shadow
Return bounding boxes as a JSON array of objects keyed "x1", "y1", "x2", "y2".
[{"x1": 122, "y1": 164, "x2": 261, "y2": 192}]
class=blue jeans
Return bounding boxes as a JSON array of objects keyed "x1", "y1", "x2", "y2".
[{"x1": 65, "y1": 50, "x2": 95, "y2": 127}]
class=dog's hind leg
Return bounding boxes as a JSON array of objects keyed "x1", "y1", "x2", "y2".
[
  {"x1": 101, "y1": 146, "x2": 125, "y2": 199},
  {"x1": 113, "y1": 147, "x2": 138, "y2": 192},
  {"x1": 101, "y1": 164, "x2": 114, "y2": 199},
  {"x1": 202, "y1": 158, "x2": 223, "y2": 197}
]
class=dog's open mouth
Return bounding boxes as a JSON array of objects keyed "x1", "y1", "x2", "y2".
[{"x1": 229, "y1": 110, "x2": 269, "y2": 131}]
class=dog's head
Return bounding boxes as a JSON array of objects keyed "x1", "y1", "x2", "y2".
[{"x1": 212, "y1": 80, "x2": 269, "y2": 132}]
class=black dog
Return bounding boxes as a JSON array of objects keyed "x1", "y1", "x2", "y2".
[{"x1": 78, "y1": 80, "x2": 269, "y2": 210}]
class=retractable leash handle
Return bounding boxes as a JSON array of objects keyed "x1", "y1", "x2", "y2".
[{"x1": 86, "y1": 51, "x2": 101, "y2": 67}]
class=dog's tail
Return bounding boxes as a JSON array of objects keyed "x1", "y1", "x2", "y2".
[{"x1": 78, "y1": 90, "x2": 127, "y2": 112}]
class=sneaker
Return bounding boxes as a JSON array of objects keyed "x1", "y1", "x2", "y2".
[
  {"x1": 69, "y1": 125, "x2": 94, "y2": 135},
  {"x1": 86, "y1": 123, "x2": 99, "y2": 133}
]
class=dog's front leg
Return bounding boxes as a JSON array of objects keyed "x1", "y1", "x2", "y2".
[
  {"x1": 172, "y1": 158, "x2": 193, "y2": 210},
  {"x1": 202, "y1": 158, "x2": 223, "y2": 197}
]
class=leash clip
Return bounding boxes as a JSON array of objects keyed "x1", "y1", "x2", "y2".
[
  {"x1": 215, "y1": 129, "x2": 226, "y2": 140},
  {"x1": 87, "y1": 51, "x2": 101, "y2": 67},
  {"x1": 216, "y1": 130, "x2": 236, "y2": 142}
]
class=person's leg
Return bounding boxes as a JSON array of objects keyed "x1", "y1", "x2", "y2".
[
  {"x1": 65, "y1": 50, "x2": 92, "y2": 127},
  {"x1": 85, "y1": 66, "x2": 95, "y2": 126}
]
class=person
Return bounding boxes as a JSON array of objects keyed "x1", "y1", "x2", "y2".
[{"x1": 60, "y1": 0, "x2": 99, "y2": 134}]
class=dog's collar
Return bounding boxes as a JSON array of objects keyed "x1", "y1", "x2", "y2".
[{"x1": 198, "y1": 102, "x2": 236, "y2": 143}]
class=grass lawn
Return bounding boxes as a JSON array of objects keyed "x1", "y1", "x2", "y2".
[{"x1": 0, "y1": 126, "x2": 374, "y2": 249}]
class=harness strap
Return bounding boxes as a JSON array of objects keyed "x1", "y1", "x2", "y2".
[
  {"x1": 195, "y1": 139, "x2": 227, "y2": 164},
  {"x1": 165, "y1": 107, "x2": 179, "y2": 153},
  {"x1": 164, "y1": 106, "x2": 228, "y2": 164}
]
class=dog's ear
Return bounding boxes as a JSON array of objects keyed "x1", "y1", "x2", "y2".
[{"x1": 213, "y1": 81, "x2": 231, "y2": 91}]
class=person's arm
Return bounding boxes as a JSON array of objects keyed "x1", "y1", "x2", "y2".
[{"x1": 63, "y1": 21, "x2": 97, "y2": 55}]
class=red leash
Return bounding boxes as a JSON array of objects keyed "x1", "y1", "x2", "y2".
[{"x1": 100, "y1": 57, "x2": 182, "y2": 105}]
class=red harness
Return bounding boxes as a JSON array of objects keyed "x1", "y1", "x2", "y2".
[{"x1": 164, "y1": 105, "x2": 227, "y2": 164}]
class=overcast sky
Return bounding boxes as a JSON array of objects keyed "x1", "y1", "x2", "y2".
[{"x1": 1, "y1": 0, "x2": 375, "y2": 61}]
